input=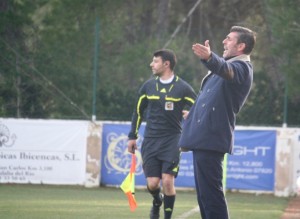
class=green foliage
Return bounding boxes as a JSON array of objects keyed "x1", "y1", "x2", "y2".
[
  {"x1": 266, "y1": 0, "x2": 300, "y2": 98},
  {"x1": 0, "y1": 0, "x2": 49, "y2": 118},
  {"x1": 0, "y1": 0, "x2": 299, "y2": 125}
]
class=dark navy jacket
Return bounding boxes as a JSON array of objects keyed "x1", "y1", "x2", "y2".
[{"x1": 178, "y1": 53, "x2": 253, "y2": 154}]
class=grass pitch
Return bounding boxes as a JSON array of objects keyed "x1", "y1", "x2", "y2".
[{"x1": 0, "y1": 184, "x2": 289, "y2": 219}]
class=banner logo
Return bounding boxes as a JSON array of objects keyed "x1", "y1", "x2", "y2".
[
  {"x1": 104, "y1": 132, "x2": 143, "y2": 175},
  {"x1": 0, "y1": 122, "x2": 17, "y2": 147},
  {"x1": 233, "y1": 145, "x2": 271, "y2": 156}
]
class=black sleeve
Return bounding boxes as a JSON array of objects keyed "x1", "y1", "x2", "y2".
[
  {"x1": 128, "y1": 83, "x2": 148, "y2": 139},
  {"x1": 183, "y1": 82, "x2": 197, "y2": 107}
]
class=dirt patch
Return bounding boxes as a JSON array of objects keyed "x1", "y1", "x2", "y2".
[{"x1": 280, "y1": 196, "x2": 300, "y2": 219}]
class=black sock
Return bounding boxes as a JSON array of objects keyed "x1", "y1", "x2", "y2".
[
  {"x1": 147, "y1": 186, "x2": 162, "y2": 205},
  {"x1": 164, "y1": 195, "x2": 175, "y2": 219}
]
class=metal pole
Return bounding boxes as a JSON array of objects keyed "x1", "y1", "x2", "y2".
[
  {"x1": 283, "y1": 77, "x2": 288, "y2": 128},
  {"x1": 92, "y1": 17, "x2": 99, "y2": 121}
]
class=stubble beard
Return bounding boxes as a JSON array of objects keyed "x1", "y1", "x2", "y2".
[{"x1": 153, "y1": 71, "x2": 163, "y2": 77}]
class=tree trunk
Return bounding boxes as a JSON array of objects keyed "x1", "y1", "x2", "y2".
[{"x1": 156, "y1": 0, "x2": 170, "y2": 40}]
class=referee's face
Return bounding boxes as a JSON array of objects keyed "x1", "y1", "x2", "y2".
[{"x1": 150, "y1": 56, "x2": 167, "y2": 77}]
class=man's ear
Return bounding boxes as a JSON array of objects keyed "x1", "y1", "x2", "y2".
[{"x1": 238, "y1": 43, "x2": 246, "y2": 52}]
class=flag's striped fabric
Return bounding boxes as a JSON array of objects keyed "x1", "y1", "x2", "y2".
[{"x1": 120, "y1": 153, "x2": 137, "y2": 212}]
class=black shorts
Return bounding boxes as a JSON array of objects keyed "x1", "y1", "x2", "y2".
[{"x1": 141, "y1": 134, "x2": 181, "y2": 178}]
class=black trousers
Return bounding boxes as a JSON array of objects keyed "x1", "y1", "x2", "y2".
[{"x1": 193, "y1": 150, "x2": 229, "y2": 219}]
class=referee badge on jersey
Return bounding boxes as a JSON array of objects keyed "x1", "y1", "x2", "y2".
[{"x1": 165, "y1": 101, "x2": 174, "y2": 111}]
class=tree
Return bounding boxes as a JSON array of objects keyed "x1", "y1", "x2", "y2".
[
  {"x1": 0, "y1": 0, "x2": 299, "y2": 126},
  {"x1": 0, "y1": 0, "x2": 47, "y2": 118}
]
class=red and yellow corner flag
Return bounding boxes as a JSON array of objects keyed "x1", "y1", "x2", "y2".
[{"x1": 120, "y1": 153, "x2": 137, "y2": 212}]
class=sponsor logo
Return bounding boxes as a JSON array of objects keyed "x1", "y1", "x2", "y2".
[
  {"x1": 233, "y1": 145, "x2": 271, "y2": 156},
  {"x1": 0, "y1": 122, "x2": 16, "y2": 147},
  {"x1": 104, "y1": 132, "x2": 143, "y2": 175}
]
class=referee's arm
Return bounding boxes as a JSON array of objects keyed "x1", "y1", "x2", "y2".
[{"x1": 128, "y1": 92, "x2": 148, "y2": 140}]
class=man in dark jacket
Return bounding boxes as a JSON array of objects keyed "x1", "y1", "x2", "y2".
[{"x1": 178, "y1": 26, "x2": 256, "y2": 219}]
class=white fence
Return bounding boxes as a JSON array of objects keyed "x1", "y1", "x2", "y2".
[{"x1": 0, "y1": 118, "x2": 299, "y2": 197}]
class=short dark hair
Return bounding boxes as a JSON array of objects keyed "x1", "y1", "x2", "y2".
[
  {"x1": 230, "y1": 26, "x2": 256, "y2": 54},
  {"x1": 153, "y1": 49, "x2": 177, "y2": 70}
]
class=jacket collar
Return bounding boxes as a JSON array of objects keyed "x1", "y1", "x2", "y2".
[{"x1": 227, "y1": 54, "x2": 250, "y2": 63}]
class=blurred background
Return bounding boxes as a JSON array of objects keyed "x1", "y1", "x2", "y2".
[{"x1": 0, "y1": 0, "x2": 299, "y2": 127}]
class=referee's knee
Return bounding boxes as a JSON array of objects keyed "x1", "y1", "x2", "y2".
[
  {"x1": 162, "y1": 174, "x2": 175, "y2": 195},
  {"x1": 147, "y1": 177, "x2": 160, "y2": 191}
]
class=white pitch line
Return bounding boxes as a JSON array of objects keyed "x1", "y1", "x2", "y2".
[{"x1": 175, "y1": 206, "x2": 199, "y2": 219}]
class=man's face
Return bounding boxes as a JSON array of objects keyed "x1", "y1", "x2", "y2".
[
  {"x1": 150, "y1": 56, "x2": 166, "y2": 76},
  {"x1": 222, "y1": 32, "x2": 244, "y2": 58}
]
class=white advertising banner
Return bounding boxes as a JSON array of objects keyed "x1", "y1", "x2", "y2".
[{"x1": 0, "y1": 119, "x2": 88, "y2": 185}]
